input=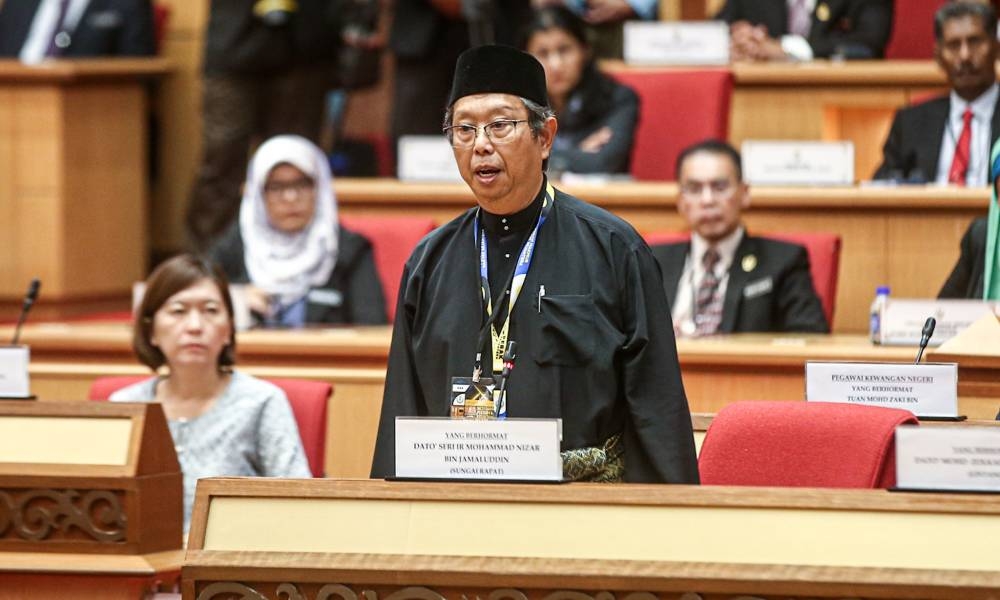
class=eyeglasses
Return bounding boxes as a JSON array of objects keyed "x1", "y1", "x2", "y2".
[
  {"x1": 679, "y1": 180, "x2": 737, "y2": 199},
  {"x1": 443, "y1": 119, "x2": 528, "y2": 148},
  {"x1": 264, "y1": 177, "x2": 315, "y2": 200}
]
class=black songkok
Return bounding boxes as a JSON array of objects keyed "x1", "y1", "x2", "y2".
[{"x1": 447, "y1": 45, "x2": 549, "y2": 107}]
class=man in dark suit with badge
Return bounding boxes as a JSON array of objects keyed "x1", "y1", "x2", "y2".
[
  {"x1": 715, "y1": 0, "x2": 892, "y2": 61},
  {"x1": 651, "y1": 140, "x2": 829, "y2": 337},
  {"x1": 874, "y1": 2, "x2": 1000, "y2": 185},
  {"x1": 0, "y1": 0, "x2": 155, "y2": 61}
]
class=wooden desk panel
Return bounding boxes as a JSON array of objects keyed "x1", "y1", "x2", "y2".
[
  {"x1": 336, "y1": 179, "x2": 988, "y2": 332},
  {"x1": 0, "y1": 59, "x2": 169, "y2": 321},
  {"x1": 183, "y1": 479, "x2": 1000, "y2": 600}
]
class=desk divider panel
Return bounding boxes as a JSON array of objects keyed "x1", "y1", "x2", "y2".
[{"x1": 0, "y1": 400, "x2": 182, "y2": 555}]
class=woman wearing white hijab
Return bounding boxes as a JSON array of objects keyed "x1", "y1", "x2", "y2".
[{"x1": 208, "y1": 135, "x2": 386, "y2": 326}]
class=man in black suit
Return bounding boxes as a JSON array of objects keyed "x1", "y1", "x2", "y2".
[
  {"x1": 939, "y1": 217, "x2": 989, "y2": 299},
  {"x1": 0, "y1": 0, "x2": 155, "y2": 60},
  {"x1": 390, "y1": 0, "x2": 530, "y2": 155},
  {"x1": 715, "y1": 0, "x2": 892, "y2": 61},
  {"x1": 875, "y1": 3, "x2": 999, "y2": 185},
  {"x1": 650, "y1": 140, "x2": 829, "y2": 337}
]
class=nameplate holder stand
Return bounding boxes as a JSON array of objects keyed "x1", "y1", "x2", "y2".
[
  {"x1": 742, "y1": 140, "x2": 854, "y2": 185},
  {"x1": 623, "y1": 21, "x2": 730, "y2": 65},
  {"x1": 0, "y1": 346, "x2": 32, "y2": 400},
  {"x1": 397, "y1": 136, "x2": 464, "y2": 183},
  {"x1": 878, "y1": 299, "x2": 1000, "y2": 346},
  {"x1": 805, "y1": 361, "x2": 961, "y2": 420},
  {"x1": 393, "y1": 417, "x2": 563, "y2": 482},
  {"x1": 896, "y1": 425, "x2": 1000, "y2": 493}
]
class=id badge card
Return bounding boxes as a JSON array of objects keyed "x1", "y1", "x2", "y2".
[{"x1": 450, "y1": 376, "x2": 495, "y2": 419}]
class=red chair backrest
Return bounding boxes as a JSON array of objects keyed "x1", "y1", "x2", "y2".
[
  {"x1": 607, "y1": 69, "x2": 733, "y2": 181},
  {"x1": 643, "y1": 230, "x2": 841, "y2": 326},
  {"x1": 884, "y1": 0, "x2": 946, "y2": 59},
  {"x1": 698, "y1": 401, "x2": 918, "y2": 488},
  {"x1": 153, "y1": 3, "x2": 170, "y2": 54},
  {"x1": 339, "y1": 216, "x2": 436, "y2": 321},
  {"x1": 89, "y1": 375, "x2": 331, "y2": 478}
]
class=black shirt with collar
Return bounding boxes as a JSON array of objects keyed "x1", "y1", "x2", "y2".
[{"x1": 479, "y1": 182, "x2": 545, "y2": 320}]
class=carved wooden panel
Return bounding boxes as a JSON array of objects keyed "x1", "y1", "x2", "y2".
[
  {"x1": 192, "y1": 583, "x2": 867, "y2": 600},
  {"x1": 0, "y1": 487, "x2": 127, "y2": 543}
]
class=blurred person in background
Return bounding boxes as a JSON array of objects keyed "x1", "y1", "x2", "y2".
[
  {"x1": 716, "y1": 0, "x2": 893, "y2": 61},
  {"x1": 185, "y1": 0, "x2": 342, "y2": 250},
  {"x1": 207, "y1": 135, "x2": 387, "y2": 326},
  {"x1": 522, "y1": 6, "x2": 638, "y2": 175},
  {"x1": 0, "y1": 0, "x2": 155, "y2": 60}
]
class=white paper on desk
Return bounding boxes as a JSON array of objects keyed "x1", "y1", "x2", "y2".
[
  {"x1": 624, "y1": 21, "x2": 730, "y2": 65},
  {"x1": 805, "y1": 361, "x2": 958, "y2": 418},
  {"x1": 0, "y1": 346, "x2": 30, "y2": 398},
  {"x1": 896, "y1": 426, "x2": 1000, "y2": 492},
  {"x1": 397, "y1": 136, "x2": 462, "y2": 182},
  {"x1": 879, "y1": 299, "x2": 1000, "y2": 346},
  {"x1": 742, "y1": 140, "x2": 854, "y2": 185}
]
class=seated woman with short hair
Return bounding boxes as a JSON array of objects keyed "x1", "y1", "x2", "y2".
[
  {"x1": 521, "y1": 6, "x2": 639, "y2": 175},
  {"x1": 208, "y1": 135, "x2": 387, "y2": 327},
  {"x1": 111, "y1": 254, "x2": 311, "y2": 531}
]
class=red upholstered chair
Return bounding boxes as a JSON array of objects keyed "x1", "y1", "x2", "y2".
[
  {"x1": 698, "y1": 401, "x2": 918, "y2": 488},
  {"x1": 884, "y1": 0, "x2": 946, "y2": 60},
  {"x1": 643, "y1": 230, "x2": 841, "y2": 326},
  {"x1": 339, "y1": 216, "x2": 437, "y2": 321},
  {"x1": 89, "y1": 376, "x2": 331, "y2": 478},
  {"x1": 607, "y1": 69, "x2": 733, "y2": 181}
]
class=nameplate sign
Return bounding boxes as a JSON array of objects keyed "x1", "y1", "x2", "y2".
[
  {"x1": 397, "y1": 136, "x2": 463, "y2": 182},
  {"x1": 623, "y1": 21, "x2": 730, "y2": 65},
  {"x1": 879, "y1": 299, "x2": 1000, "y2": 346},
  {"x1": 742, "y1": 140, "x2": 854, "y2": 185},
  {"x1": 395, "y1": 417, "x2": 563, "y2": 481},
  {"x1": 805, "y1": 361, "x2": 958, "y2": 418},
  {"x1": 896, "y1": 425, "x2": 1000, "y2": 492},
  {"x1": 0, "y1": 346, "x2": 30, "y2": 398}
]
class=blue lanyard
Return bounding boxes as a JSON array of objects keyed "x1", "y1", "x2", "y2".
[{"x1": 473, "y1": 182, "x2": 555, "y2": 378}]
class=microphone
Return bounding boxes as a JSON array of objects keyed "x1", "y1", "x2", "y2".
[
  {"x1": 495, "y1": 340, "x2": 517, "y2": 418},
  {"x1": 10, "y1": 278, "x2": 41, "y2": 346},
  {"x1": 914, "y1": 317, "x2": 936, "y2": 364}
]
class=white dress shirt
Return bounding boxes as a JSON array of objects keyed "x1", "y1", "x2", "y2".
[
  {"x1": 780, "y1": 0, "x2": 816, "y2": 61},
  {"x1": 934, "y1": 83, "x2": 999, "y2": 187},
  {"x1": 672, "y1": 226, "x2": 745, "y2": 337},
  {"x1": 19, "y1": 0, "x2": 91, "y2": 64}
]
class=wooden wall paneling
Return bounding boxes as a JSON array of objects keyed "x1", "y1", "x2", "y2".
[
  {"x1": 822, "y1": 104, "x2": 897, "y2": 181},
  {"x1": 151, "y1": 0, "x2": 208, "y2": 257},
  {"x1": 62, "y1": 84, "x2": 148, "y2": 296},
  {"x1": 6, "y1": 87, "x2": 63, "y2": 295}
]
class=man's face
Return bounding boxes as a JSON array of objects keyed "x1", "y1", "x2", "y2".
[
  {"x1": 676, "y1": 151, "x2": 749, "y2": 243},
  {"x1": 936, "y1": 15, "x2": 998, "y2": 101},
  {"x1": 448, "y1": 93, "x2": 555, "y2": 214}
]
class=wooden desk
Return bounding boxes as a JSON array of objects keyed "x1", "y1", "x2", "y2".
[
  {"x1": 10, "y1": 324, "x2": 1000, "y2": 478},
  {"x1": 0, "y1": 400, "x2": 184, "y2": 599},
  {"x1": 183, "y1": 478, "x2": 1000, "y2": 600},
  {"x1": 0, "y1": 59, "x2": 170, "y2": 321},
  {"x1": 337, "y1": 179, "x2": 988, "y2": 332}
]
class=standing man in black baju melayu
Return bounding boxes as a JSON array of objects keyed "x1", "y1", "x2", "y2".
[{"x1": 370, "y1": 45, "x2": 699, "y2": 484}]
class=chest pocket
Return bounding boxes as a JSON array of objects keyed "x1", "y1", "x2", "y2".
[{"x1": 532, "y1": 294, "x2": 595, "y2": 367}]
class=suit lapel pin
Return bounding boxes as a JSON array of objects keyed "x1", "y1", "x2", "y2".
[
  {"x1": 742, "y1": 254, "x2": 757, "y2": 273},
  {"x1": 816, "y1": 2, "x2": 831, "y2": 22}
]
